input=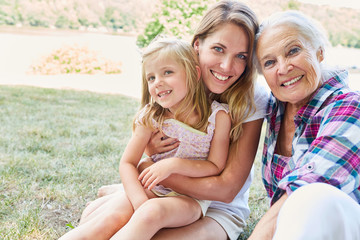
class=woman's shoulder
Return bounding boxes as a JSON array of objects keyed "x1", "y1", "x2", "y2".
[
  {"x1": 254, "y1": 81, "x2": 270, "y2": 104},
  {"x1": 243, "y1": 82, "x2": 270, "y2": 122}
]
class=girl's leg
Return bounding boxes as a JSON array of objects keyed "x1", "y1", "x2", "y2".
[
  {"x1": 273, "y1": 183, "x2": 360, "y2": 240},
  {"x1": 152, "y1": 216, "x2": 228, "y2": 240},
  {"x1": 111, "y1": 195, "x2": 202, "y2": 240},
  {"x1": 97, "y1": 183, "x2": 123, "y2": 197},
  {"x1": 80, "y1": 192, "x2": 119, "y2": 224},
  {"x1": 59, "y1": 193, "x2": 134, "y2": 240}
]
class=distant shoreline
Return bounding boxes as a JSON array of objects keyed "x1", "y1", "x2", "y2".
[
  {"x1": 0, "y1": 25, "x2": 137, "y2": 37},
  {"x1": 0, "y1": 29, "x2": 359, "y2": 97}
]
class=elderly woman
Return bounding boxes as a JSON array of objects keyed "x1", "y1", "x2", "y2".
[{"x1": 250, "y1": 11, "x2": 360, "y2": 239}]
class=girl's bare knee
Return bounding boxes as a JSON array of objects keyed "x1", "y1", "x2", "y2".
[{"x1": 134, "y1": 199, "x2": 165, "y2": 225}]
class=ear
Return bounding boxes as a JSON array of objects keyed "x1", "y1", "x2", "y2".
[
  {"x1": 196, "y1": 65, "x2": 201, "y2": 81},
  {"x1": 193, "y1": 38, "x2": 200, "y2": 54},
  {"x1": 316, "y1": 47, "x2": 324, "y2": 62}
]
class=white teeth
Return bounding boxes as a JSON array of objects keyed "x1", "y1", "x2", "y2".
[
  {"x1": 213, "y1": 71, "x2": 229, "y2": 81},
  {"x1": 158, "y1": 90, "x2": 171, "y2": 97},
  {"x1": 283, "y1": 76, "x2": 302, "y2": 86}
]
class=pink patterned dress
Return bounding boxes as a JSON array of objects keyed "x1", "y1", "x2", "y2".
[{"x1": 137, "y1": 100, "x2": 229, "y2": 197}]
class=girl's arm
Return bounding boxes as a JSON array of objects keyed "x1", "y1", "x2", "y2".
[
  {"x1": 139, "y1": 119, "x2": 263, "y2": 202},
  {"x1": 139, "y1": 110, "x2": 231, "y2": 190},
  {"x1": 119, "y1": 125, "x2": 153, "y2": 210}
]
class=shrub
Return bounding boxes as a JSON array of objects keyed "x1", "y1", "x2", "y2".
[{"x1": 30, "y1": 45, "x2": 122, "y2": 75}]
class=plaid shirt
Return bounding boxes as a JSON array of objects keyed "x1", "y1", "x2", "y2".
[{"x1": 262, "y1": 70, "x2": 360, "y2": 205}]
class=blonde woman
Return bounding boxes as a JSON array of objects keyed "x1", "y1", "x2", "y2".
[{"x1": 83, "y1": 1, "x2": 268, "y2": 239}]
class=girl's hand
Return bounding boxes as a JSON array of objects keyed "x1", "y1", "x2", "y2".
[
  {"x1": 145, "y1": 130, "x2": 179, "y2": 156},
  {"x1": 138, "y1": 159, "x2": 174, "y2": 190}
]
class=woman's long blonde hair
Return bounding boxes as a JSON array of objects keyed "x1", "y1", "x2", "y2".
[
  {"x1": 191, "y1": 0, "x2": 259, "y2": 142},
  {"x1": 135, "y1": 37, "x2": 211, "y2": 133}
]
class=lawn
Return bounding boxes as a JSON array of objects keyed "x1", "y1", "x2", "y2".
[{"x1": 0, "y1": 85, "x2": 268, "y2": 239}]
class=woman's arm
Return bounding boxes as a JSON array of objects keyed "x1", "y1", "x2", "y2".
[
  {"x1": 139, "y1": 110, "x2": 231, "y2": 190},
  {"x1": 119, "y1": 125, "x2": 152, "y2": 210},
  {"x1": 248, "y1": 193, "x2": 288, "y2": 240},
  {"x1": 142, "y1": 118, "x2": 263, "y2": 202}
]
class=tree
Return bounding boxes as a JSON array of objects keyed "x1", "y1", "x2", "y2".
[{"x1": 137, "y1": 0, "x2": 216, "y2": 48}]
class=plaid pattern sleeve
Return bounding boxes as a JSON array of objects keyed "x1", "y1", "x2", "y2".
[{"x1": 262, "y1": 70, "x2": 360, "y2": 205}]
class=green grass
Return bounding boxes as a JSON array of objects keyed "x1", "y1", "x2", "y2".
[{"x1": 0, "y1": 85, "x2": 268, "y2": 239}]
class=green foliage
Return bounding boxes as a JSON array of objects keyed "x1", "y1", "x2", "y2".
[
  {"x1": 286, "y1": 0, "x2": 300, "y2": 10},
  {"x1": 55, "y1": 15, "x2": 69, "y2": 29},
  {"x1": 66, "y1": 222, "x2": 75, "y2": 229},
  {"x1": 329, "y1": 31, "x2": 360, "y2": 48},
  {"x1": 136, "y1": 18, "x2": 165, "y2": 48},
  {"x1": 136, "y1": 0, "x2": 215, "y2": 48},
  {"x1": 100, "y1": 7, "x2": 126, "y2": 30}
]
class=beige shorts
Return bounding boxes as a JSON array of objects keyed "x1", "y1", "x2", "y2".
[
  {"x1": 151, "y1": 189, "x2": 211, "y2": 217},
  {"x1": 206, "y1": 208, "x2": 246, "y2": 240}
]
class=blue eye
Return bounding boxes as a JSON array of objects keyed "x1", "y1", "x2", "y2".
[
  {"x1": 214, "y1": 47, "x2": 223, "y2": 53},
  {"x1": 164, "y1": 70, "x2": 173, "y2": 75},
  {"x1": 289, "y1": 47, "x2": 300, "y2": 56},
  {"x1": 147, "y1": 76, "x2": 155, "y2": 82},
  {"x1": 237, "y1": 54, "x2": 247, "y2": 60},
  {"x1": 264, "y1": 60, "x2": 275, "y2": 68}
]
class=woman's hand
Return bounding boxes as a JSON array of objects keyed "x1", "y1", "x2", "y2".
[{"x1": 144, "y1": 130, "x2": 179, "y2": 156}]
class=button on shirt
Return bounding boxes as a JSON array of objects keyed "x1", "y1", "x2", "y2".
[{"x1": 262, "y1": 70, "x2": 360, "y2": 205}]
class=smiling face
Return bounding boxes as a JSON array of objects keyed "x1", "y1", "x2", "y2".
[
  {"x1": 194, "y1": 23, "x2": 249, "y2": 94},
  {"x1": 144, "y1": 55, "x2": 187, "y2": 113},
  {"x1": 256, "y1": 24, "x2": 324, "y2": 107}
]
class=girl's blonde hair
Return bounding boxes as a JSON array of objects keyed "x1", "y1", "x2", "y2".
[
  {"x1": 191, "y1": 0, "x2": 259, "y2": 142},
  {"x1": 135, "y1": 37, "x2": 211, "y2": 133}
]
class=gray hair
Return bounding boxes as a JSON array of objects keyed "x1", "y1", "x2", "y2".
[{"x1": 254, "y1": 10, "x2": 332, "y2": 80}]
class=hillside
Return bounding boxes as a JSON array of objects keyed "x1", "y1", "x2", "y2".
[
  {"x1": 244, "y1": 0, "x2": 360, "y2": 48},
  {"x1": 0, "y1": 0, "x2": 359, "y2": 48},
  {"x1": 0, "y1": 0, "x2": 155, "y2": 33}
]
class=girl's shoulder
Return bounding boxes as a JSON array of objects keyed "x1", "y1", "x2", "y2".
[
  {"x1": 134, "y1": 104, "x2": 158, "y2": 128},
  {"x1": 211, "y1": 100, "x2": 229, "y2": 113},
  {"x1": 135, "y1": 104, "x2": 150, "y2": 120},
  {"x1": 208, "y1": 100, "x2": 230, "y2": 125}
]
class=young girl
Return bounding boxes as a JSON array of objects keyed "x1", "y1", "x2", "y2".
[{"x1": 59, "y1": 37, "x2": 231, "y2": 239}]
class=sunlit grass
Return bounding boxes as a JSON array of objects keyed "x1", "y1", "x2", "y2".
[
  {"x1": 0, "y1": 85, "x2": 139, "y2": 239},
  {"x1": 0, "y1": 85, "x2": 268, "y2": 239}
]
